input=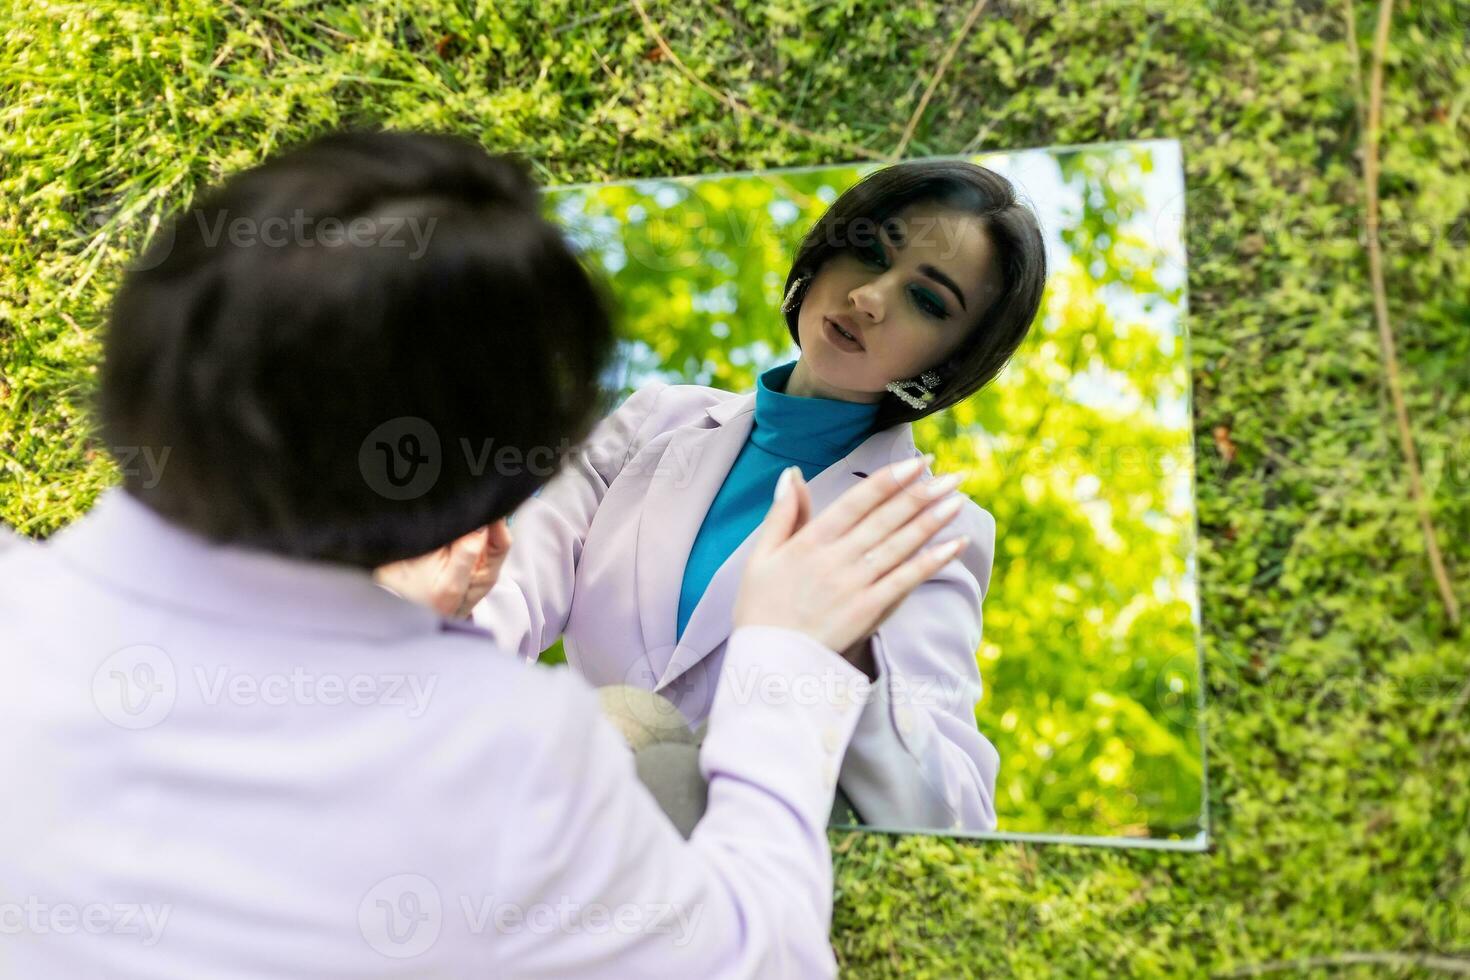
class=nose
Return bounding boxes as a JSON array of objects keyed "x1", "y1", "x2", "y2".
[{"x1": 849, "y1": 280, "x2": 885, "y2": 322}]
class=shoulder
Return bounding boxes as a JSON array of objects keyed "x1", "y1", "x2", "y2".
[
  {"x1": 610, "y1": 379, "x2": 743, "y2": 446},
  {"x1": 0, "y1": 528, "x2": 48, "y2": 600},
  {"x1": 617, "y1": 379, "x2": 737, "y2": 421},
  {"x1": 396, "y1": 628, "x2": 603, "y2": 750},
  {"x1": 0, "y1": 523, "x2": 31, "y2": 555},
  {"x1": 956, "y1": 497, "x2": 996, "y2": 548}
]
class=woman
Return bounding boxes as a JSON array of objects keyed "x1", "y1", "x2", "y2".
[
  {"x1": 5, "y1": 131, "x2": 977, "y2": 976},
  {"x1": 386, "y1": 159, "x2": 1047, "y2": 832}
]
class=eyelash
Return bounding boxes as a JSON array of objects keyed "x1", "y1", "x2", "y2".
[{"x1": 856, "y1": 242, "x2": 949, "y2": 320}]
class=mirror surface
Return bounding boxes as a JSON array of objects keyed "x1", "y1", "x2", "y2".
[{"x1": 542, "y1": 139, "x2": 1206, "y2": 849}]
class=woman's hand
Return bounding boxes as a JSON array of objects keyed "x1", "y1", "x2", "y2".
[
  {"x1": 732, "y1": 458, "x2": 969, "y2": 655},
  {"x1": 373, "y1": 520, "x2": 513, "y2": 619}
]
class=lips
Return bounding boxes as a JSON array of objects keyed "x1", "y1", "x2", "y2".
[{"x1": 823, "y1": 315, "x2": 864, "y2": 351}]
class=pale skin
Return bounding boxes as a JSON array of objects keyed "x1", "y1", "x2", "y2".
[
  {"x1": 786, "y1": 201, "x2": 1003, "y2": 404},
  {"x1": 378, "y1": 201, "x2": 1003, "y2": 672},
  {"x1": 374, "y1": 520, "x2": 512, "y2": 620}
]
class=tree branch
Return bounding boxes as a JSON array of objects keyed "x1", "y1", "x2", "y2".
[
  {"x1": 1350, "y1": 0, "x2": 1461, "y2": 626},
  {"x1": 890, "y1": 0, "x2": 991, "y2": 162},
  {"x1": 627, "y1": 0, "x2": 887, "y2": 162}
]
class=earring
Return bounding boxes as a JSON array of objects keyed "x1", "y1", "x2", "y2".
[
  {"x1": 781, "y1": 275, "x2": 811, "y2": 314},
  {"x1": 886, "y1": 370, "x2": 942, "y2": 410}
]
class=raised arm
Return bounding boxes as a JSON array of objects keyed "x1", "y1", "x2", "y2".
[
  {"x1": 492, "y1": 626, "x2": 867, "y2": 978},
  {"x1": 472, "y1": 382, "x2": 666, "y2": 659}
]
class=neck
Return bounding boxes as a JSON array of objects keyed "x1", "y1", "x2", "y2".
[{"x1": 785, "y1": 358, "x2": 885, "y2": 404}]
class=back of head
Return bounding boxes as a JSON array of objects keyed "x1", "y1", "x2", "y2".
[{"x1": 99, "y1": 131, "x2": 614, "y2": 568}]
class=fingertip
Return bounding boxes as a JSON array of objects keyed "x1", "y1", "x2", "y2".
[
  {"x1": 940, "y1": 535, "x2": 970, "y2": 560},
  {"x1": 891, "y1": 456, "x2": 926, "y2": 483},
  {"x1": 773, "y1": 466, "x2": 796, "y2": 503}
]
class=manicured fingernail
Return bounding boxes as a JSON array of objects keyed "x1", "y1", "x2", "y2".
[
  {"x1": 920, "y1": 472, "x2": 964, "y2": 498},
  {"x1": 930, "y1": 495, "x2": 964, "y2": 521},
  {"x1": 774, "y1": 466, "x2": 797, "y2": 502},
  {"x1": 936, "y1": 535, "x2": 969, "y2": 560},
  {"x1": 894, "y1": 457, "x2": 926, "y2": 481}
]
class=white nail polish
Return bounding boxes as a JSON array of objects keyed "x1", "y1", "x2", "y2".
[
  {"x1": 774, "y1": 466, "x2": 796, "y2": 502},
  {"x1": 937, "y1": 535, "x2": 969, "y2": 559},
  {"x1": 930, "y1": 495, "x2": 964, "y2": 521},
  {"x1": 894, "y1": 457, "x2": 925, "y2": 480},
  {"x1": 920, "y1": 472, "x2": 964, "y2": 498}
]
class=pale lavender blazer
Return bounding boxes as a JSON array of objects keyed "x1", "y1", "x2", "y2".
[
  {"x1": 2, "y1": 490, "x2": 875, "y2": 976},
  {"x1": 475, "y1": 380, "x2": 1002, "y2": 832}
]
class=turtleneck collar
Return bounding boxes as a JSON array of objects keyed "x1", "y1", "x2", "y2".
[{"x1": 751, "y1": 361, "x2": 880, "y2": 466}]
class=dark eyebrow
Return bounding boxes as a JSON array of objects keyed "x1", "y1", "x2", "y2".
[
  {"x1": 879, "y1": 223, "x2": 970, "y2": 312},
  {"x1": 918, "y1": 264, "x2": 967, "y2": 312}
]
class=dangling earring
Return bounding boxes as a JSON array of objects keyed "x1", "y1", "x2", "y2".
[
  {"x1": 886, "y1": 370, "x2": 942, "y2": 410},
  {"x1": 781, "y1": 274, "x2": 811, "y2": 314}
]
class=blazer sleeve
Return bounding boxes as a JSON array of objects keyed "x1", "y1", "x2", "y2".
[
  {"x1": 835, "y1": 501, "x2": 1001, "y2": 833},
  {"x1": 490, "y1": 625, "x2": 871, "y2": 979},
  {"x1": 472, "y1": 382, "x2": 667, "y2": 660}
]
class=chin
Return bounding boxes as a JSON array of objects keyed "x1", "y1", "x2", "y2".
[
  {"x1": 798, "y1": 315, "x2": 883, "y2": 395},
  {"x1": 806, "y1": 350, "x2": 882, "y2": 399}
]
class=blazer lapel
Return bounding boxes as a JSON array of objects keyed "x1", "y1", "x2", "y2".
[
  {"x1": 654, "y1": 421, "x2": 924, "y2": 692},
  {"x1": 635, "y1": 393, "x2": 756, "y2": 676}
]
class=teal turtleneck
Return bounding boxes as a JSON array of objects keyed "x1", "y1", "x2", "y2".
[{"x1": 675, "y1": 360, "x2": 881, "y2": 640}]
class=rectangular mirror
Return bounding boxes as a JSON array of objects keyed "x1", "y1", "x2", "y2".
[{"x1": 542, "y1": 139, "x2": 1206, "y2": 850}]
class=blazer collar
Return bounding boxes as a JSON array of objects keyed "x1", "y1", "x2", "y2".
[
  {"x1": 706, "y1": 391, "x2": 755, "y2": 426},
  {"x1": 638, "y1": 396, "x2": 922, "y2": 691},
  {"x1": 50, "y1": 489, "x2": 442, "y2": 641}
]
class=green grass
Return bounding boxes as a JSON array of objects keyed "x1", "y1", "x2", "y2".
[{"x1": 3, "y1": 0, "x2": 1468, "y2": 974}]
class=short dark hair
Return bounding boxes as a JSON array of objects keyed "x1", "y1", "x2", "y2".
[
  {"x1": 99, "y1": 130, "x2": 614, "y2": 568},
  {"x1": 781, "y1": 159, "x2": 1047, "y2": 430}
]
